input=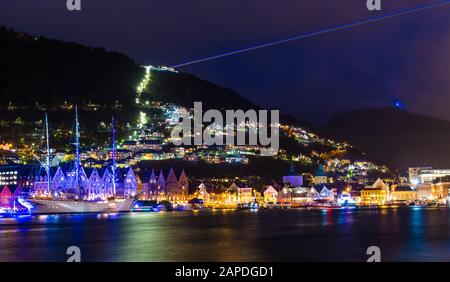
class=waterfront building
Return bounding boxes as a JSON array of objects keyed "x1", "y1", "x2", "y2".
[
  {"x1": 64, "y1": 167, "x2": 89, "y2": 195},
  {"x1": 143, "y1": 169, "x2": 157, "y2": 197},
  {"x1": 318, "y1": 185, "x2": 334, "y2": 201},
  {"x1": 32, "y1": 165, "x2": 139, "y2": 199},
  {"x1": 360, "y1": 178, "x2": 389, "y2": 206},
  {"x1": 141, "y1": 182, "x2": 150, "y2": 199},
  {"x1": 408, "y1": 167, "x2": 431, "y2": 184},
  {"x1": 32, "y1": 164, "x2": 189, "y2": 202},
  {"x1": 418, "y1": 169, "x2": 450, "y2": 184},
  {"x1": 306, "y1": 187, "x2": 320, "y2": 200},
  {"x1": 416, "y1": 184, "x2": 433, "y2": 200},
  {"x1": 100, "y1": 168, "x2": 116, "y2": 196},
  {"x1": 291, "y1": 187, "x2": 311, "y2": 204},
  {"x1": 390, "y1": 184, "x2": 417, "y2": 203},
  {"x1": 156, "y1": 168, "x2": 190, "y2": 202},
  {"x1": 123, "y1": 167, "x2": 138, "y2": 197},
  {"x1": 237, "y1": 187, "x2": 254, "y2": 204},
  {"x1": 277, "y1": 186, "x2": 292, "y2": 206},
  {"x1": 148, "y1": 169, "x2": 157, "y2": 196},
  {"x1": 221, "y1": 183, "x2": 254, "y2": 206},
  {"x1": 0, "y1": 185, "x2": 24, "y2": 209},
  {"x1": 136, "y1": 173, "x2": 144, "y2": 195},
  {"x1": 177, "y1": 169, "x2": 189, "y2": 200},
  {"x1": 194, "y1": 183, "x2": 210, "y2": 204},
  {"x1": 166, "y1": 168, "x2": 178, "y2": 198},
  {"x1": 222, "y1": 183, "x2": 239, "y2": 207},
  {"x1": 157, "y1": 170, "x2": 166, "y2": 195},
  {"x1": 86, "y1": 168, "x2": 104, "y2": 199},
  {"x1": 431, "y1": 176, "x2": 450, "y2": 201},
  {"x1": 138, "y1": 168, "x2": 188, "y2": 202},
  {"x1": 263, "y1": 185, "x2": 278, "y2": 203},
  {"x1": 0, "y1": 185, "x2": 13, "y2": 208}
]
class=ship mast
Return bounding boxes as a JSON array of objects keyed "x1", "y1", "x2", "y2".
[
  {"x1": 74, "y1": 105, "x2": 81, "y2": 198},
  {"x1": 111, "y1": 116, "x2": 117, "y2": 197},
  {"x1": 45, "y1": 112, "x2": 51, "y2": 195}
]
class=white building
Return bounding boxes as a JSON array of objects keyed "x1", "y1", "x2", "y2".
[
  {"x1": 263, "y1": 186, "x2": 278, "y2": 203},
  {"x1": 408, "y1": 167, "x2": 433, "y2": 184},
  {"x1": 419, "y1": 169, "x2": 450, "y2": 184}
]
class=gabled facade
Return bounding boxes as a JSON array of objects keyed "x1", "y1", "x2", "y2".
[
  {"x1": 86, "y1": 169, "x2": 103, "y2": 199},
  {"x1": 31, "y1": 165, "x2": 189, "y2": 202},
  {"x1": 32, "y1": 165, "x2": 139, "y2": 199},
  {"x1": 51, "y1": 166, "x2": 66, "y2": 193},
  {"x1": 361, "y1": 178, "x2": 389, "y2": 206},
  {"x1": 123, "y1": 167, "x2": 138, "y2": 197},
  {"x1": 149, "y1": 169, "x2": 157, "y2": 195},
  {"x1": 166, "y1": 168, "x2": 178, "y2": 196},
  {"x1": 177, "y1": 169, "x2": 189, "y2": 198},
  {"x1": 0, "y1": 185, "x2": 13, "y2": 208},
  {"x1": 264, "y1": 186, "x2": 278, "y2": 203},
  {"x1": 157, "y1": 170, "x2": 166, "y2": 195},
  {"x1": 195, "y1": 183, "x2": 209, "y2": 202},
  {"x1": 277, "y1": 186, "x2": 292, "y2": 205},
  {"x1": 224, "y1": 183, "x2": 253, "y2": 205},
  {"x1": 101, "y1": 168, "x2": 115, "y2": 196},
  {"x1": 306, "y1": 187, "x2": 320, "y2": 199}
]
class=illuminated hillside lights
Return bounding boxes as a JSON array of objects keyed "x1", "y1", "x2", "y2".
[{"x1": 171, "y1": 102, "x2": 279, "y2": 156}]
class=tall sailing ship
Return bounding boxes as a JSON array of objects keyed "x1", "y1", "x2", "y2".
[{"x1": 27, "y1": 107, "x2": 135, "y2": 214}]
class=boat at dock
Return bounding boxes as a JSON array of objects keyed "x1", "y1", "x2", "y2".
[
  {"x1": 23, "y1": 109, "x2": 136, "y2": 214},
  {"x1": 237, "y1": 202, "x2": 259, "y2": 210},
  {"x1": 28, "y1": 198, "x2": 134, "y2": 214},
  {"x1": 131, "y1": 200, "x2": 160, "y2": 212}
]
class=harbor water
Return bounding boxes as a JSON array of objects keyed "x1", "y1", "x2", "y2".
[{"x1": 1, "y1": 207, "x2": 450, "y2": 262}]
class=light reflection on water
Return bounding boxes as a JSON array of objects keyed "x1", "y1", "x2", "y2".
[{"x1": 1, "y1": 208, "x2": 450, "y2": 262}]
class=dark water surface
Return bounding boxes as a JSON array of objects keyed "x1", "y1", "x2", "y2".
[{"x1": 1, "y1": 207, "x2": 450, "y2": 262}]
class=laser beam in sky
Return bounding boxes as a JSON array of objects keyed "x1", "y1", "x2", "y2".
[{"x1": 168, "y1": 0, "x2": 450, "y2": 69}]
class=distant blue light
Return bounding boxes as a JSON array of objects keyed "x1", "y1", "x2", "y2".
[{"x1": 393, "y1": 100, "x2": 404, "y2": 109}]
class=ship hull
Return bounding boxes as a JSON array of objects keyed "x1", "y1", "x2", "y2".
[{"x1": 28, "y1": 199, "x2": 135, "y2": 214}]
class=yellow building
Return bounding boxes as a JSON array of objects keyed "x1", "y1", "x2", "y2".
[
  {"x1": 390, "y1": 184, "x2": 417, "y2": 203},
  {"x1": 431, "y1": 178, "x2": 450, "y2": 200},
  {"x1": 219, "y1": 183, "x2": 254, "y2": 208},
  {"x1": 360, "y1": 178, "x2": 389, "y2": 206}
]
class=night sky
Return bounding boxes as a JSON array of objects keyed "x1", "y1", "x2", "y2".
[{"x1": 1, "y1": 0, "x2": 450, "y2": 125}]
